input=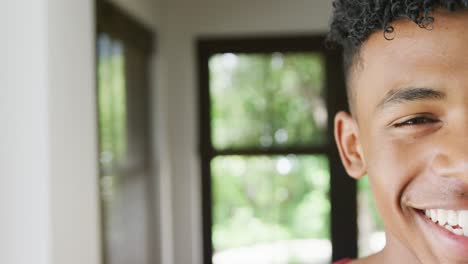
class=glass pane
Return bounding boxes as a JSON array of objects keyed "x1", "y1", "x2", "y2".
[
  {"x1": 358, "y1": 177, "x2": 386, "y2": 257},
  {"x1": 98, "y1": 34, "x2": 127, "y2": 174},
  {"x1": 209, "y1": 53, "x2": 327, "y2": 150},
  {"x1": 97, "y1": 34, "x2": 154, "y2": 264},
  {"x1": 211, "y1": 155, "x2": 331, "y2": 264}
]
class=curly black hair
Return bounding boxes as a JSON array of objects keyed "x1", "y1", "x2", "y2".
[{"x1": 327, "y1": 0, "x2": 468, "y2": 105}]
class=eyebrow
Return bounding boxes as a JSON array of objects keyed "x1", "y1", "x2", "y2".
[{"x1": 376, "y1": 87, "x2": 446, "y2": 111}]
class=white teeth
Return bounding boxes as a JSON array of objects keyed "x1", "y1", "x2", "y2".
[
  {"x1": 454, "y1": 228, "x2": 464, "y2": 236},
  {"x1": 437, "y1": 209, "x2": 448, "y2": 226},
  {"x1": 447, "y1": 210, "x2": 458, "y2": 226},
  {"x1": 458, "y1": 210, "x2": 468, "y2": 229},
  {"x1": 423, "y1": 209, "x2": 468, "y2": 237},
  {"x1": 430, "y1": 209, "x2": 438, "y2": 222}
]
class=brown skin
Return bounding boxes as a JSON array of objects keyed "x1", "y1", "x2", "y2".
[{"x1": 335, "y1": 10, "x2": 468, "y2": 264}]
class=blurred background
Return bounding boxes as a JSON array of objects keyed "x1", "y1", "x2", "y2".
[{"x1": 2, "y1": 1, "x2": 384, "y2": 264}]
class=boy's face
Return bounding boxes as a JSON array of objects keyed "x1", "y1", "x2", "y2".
[{"x1": 335, "y1": 10, "x2": 468, "y2": 263}]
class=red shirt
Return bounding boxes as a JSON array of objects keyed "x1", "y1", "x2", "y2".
[{"x1": 334, "y1": 258, "x2": 353, "y2": 264}]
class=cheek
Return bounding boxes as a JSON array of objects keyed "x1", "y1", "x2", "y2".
[{"x1": 364, "y1": 135, "x2": 429, "y2": 222}]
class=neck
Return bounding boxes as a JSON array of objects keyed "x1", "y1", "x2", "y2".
[{"x1": 364, "y1": 233, "x2": 422, "y2": 264}]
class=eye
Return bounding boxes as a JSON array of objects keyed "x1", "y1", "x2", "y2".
[{"x1": 393, "y1": 116, "x2": 440, "y2": 128}]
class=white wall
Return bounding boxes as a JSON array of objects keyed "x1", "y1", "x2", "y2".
[
  {"x1": 47, "y1": 1, "x2": 100, "y2": 263},
  {"x1": 2, "y1": 2, "x2": 51, "y2": 264},
  {"x1": 160, "y1": 1, "x2": 333, "y2": 264},
  {"x1": 1, "y1": 1, "x2": 99, "y2": 264}
]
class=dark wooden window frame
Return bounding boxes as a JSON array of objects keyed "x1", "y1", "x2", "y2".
[
  {"x1": 96, "y1": 0, "x2": 154, "y2": 54},
  {"x1": 197, "y1": 35, "x2": 357, "y2": 263}
]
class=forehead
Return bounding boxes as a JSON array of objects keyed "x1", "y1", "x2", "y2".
[{"x1": 350, "y1": 10, "x2": 468, "y2": 113}]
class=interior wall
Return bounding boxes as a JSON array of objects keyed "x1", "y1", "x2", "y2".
[
  {"x1": 161, "y1": 1, "x2": 333, "y2": 264},
  {"x1": 2, "y1": 1, "x2": 99, "y2": 264},
  {"x1": 2, "y1": 2, "x2": 51, "y2": 264},
  {"x1": 48, "y1": 1, "x2": 100, "y2": 263}
]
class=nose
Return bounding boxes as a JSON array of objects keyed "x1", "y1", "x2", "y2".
[{"x1": 431, "y1": 118, "x2": 468, "y2": 180}]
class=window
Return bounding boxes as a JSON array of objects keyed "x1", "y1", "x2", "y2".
[
  {"x1": 358, "y1": 177, "x2": 386, "y2": 257},
  {"x1": 96, "y1": 2, "x2": 156, "y2": 264},
  {"x1": 198, "y1": 36, "x2": 358, "y2": 263}
]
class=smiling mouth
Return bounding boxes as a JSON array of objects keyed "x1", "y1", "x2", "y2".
[{"x1": 421, "y1": 209, "x2": 468, "y2": 237}]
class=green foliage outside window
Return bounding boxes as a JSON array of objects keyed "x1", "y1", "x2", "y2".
[
  {"x1": 210, "y1": 53, "x2": 327, "y2": 150},
  {"x1": 98, "y1": 35, "x2": 127, "y2": 173},
  {"x1": 212, "y1": 155, "x2": 330, "y2": 251}
]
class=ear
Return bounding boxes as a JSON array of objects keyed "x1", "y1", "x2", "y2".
[{"x1": 334, "y1": 111, "x2": 367, "y2": 179}]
